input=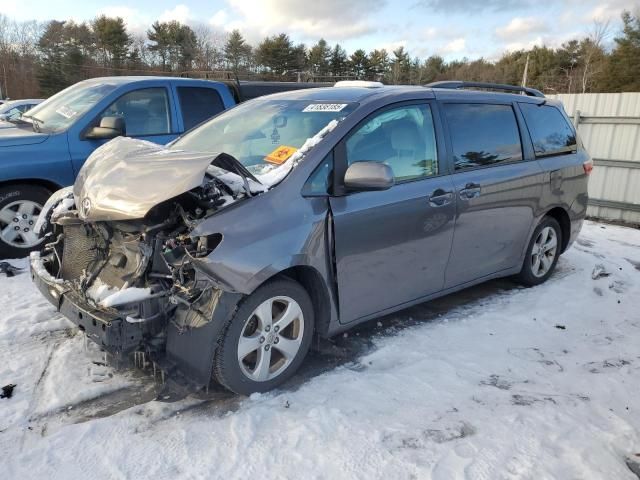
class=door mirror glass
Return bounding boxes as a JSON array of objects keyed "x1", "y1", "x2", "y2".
[
  {"x1": 344, "y1": 161, "x2": 395, "y2": 191},
  {"x1": 85, "y1": 116, "x2": 126, "y2": 139}
]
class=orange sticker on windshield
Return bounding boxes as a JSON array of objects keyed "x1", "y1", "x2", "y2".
[{"x1": 264, "y1": 145, "x2": 298, "y2": 165}]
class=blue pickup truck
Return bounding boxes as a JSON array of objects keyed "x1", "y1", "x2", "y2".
[{"x1": 0, "y1": 76, "x2": 327, "y2": 258}]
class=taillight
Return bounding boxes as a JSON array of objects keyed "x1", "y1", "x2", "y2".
[{"x1": 583, "y1": 158, "x2": 594, "y2": 175}]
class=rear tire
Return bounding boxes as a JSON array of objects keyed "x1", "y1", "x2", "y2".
[
  {"x1": 213, "y1": 278, "x2": 314, "y2": 395},
  {"x1": 0, "y1": 184, "x2": 51, "y2": 260},
  {"x1": 515, "y1": 216, "x2": 562, "y2": 287}
]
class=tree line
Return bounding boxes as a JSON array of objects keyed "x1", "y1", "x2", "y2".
[{"x1": 0, "y1": 10, "x2": 638, "y2": 99}]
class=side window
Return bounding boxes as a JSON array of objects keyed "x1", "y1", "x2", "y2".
[
  {"x1": 444, "y1": 103, "x2": 522, "y2": 170},
  {"x1": 519, "y1": 103, "x2": 577, "y2": 156},
  {"x1": 100, "y1": 88, "x2": 170, "y2": 136},
  {"x1": 303, "y1": 152, "x2": 334, "y2": 196},
  {"x1": 177, "y1": 87, "x2": 225, "y2": 131},
  {"x1": 345, "y1": 104, "x2": 438, "y2": 182}
]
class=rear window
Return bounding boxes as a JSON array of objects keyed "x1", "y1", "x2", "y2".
[
  {"x1": 443, "y1": 103, "x2": 523, "y2": 170},
  {"x1": 519, "y1": 103, "x2": 577, "y2": 156},
  {"x1": 178, "y1": 87, "x2": 225, "y2": 131}
]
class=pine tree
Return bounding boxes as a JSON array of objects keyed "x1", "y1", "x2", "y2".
[
  {"x1": 330, "y1": 44, "x2": 348, "y2": 77},
  {"x1": 308, "y1": 39, "x2": 331, "y2": 77},
  {"x1": 92, "y1": 15, "x2": 131, "y2": 69},
  {"x1": 349, "y1": 49, "x2": 369, "y2": 79},
  {"x1": 224, "y1": 30, "x2": 252, "y2": 74}
]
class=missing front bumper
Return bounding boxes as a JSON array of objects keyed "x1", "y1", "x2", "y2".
[{"x1": 30, "y1": 254, "x2": 144, "y2": 354}]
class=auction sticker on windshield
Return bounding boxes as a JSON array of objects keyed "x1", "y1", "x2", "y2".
[
  {"x1": 265, "y1": 145, "x2": 298, "y2": 164},
  {"x1": 302, "y1": 104, "x2": 348, "y2": 113}
]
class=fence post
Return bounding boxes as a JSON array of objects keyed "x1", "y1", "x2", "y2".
[{"x1": 573, "y1": 109, "x2": 581, "y2": 129}]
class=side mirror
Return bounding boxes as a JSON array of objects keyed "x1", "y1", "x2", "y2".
[
  {"x1": 85, "y1": 116, "x2": 126, "y2": 140},
  {"x1": 344, "y1": 161, "x2": 395, "y2": 191}
]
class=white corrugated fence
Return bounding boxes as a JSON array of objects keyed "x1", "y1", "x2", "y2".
[{"x1": 549, "y1": 92, "x2": 640, "y2": 224}]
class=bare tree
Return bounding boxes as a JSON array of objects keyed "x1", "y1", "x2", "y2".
[
  {"x1": 191, "y1": 23, "x2": 225, "y2": 71},
  {"x1": 581, "y1": 20, "x2": 609, "y2": 93}
]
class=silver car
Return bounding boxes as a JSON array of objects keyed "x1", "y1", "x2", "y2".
[
  {"x1": 31, "y1": 82, "x2": 591, "y2": 395},
  {"x1": 0, "y1": 99, "x2": 44, "y2": 122}
]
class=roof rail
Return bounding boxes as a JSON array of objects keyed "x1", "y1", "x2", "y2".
[{"x1": 425, "y1": 81, "x2": 544, "y2": 98}]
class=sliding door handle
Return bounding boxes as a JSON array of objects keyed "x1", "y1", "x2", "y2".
[{"x1": 428, "y1": 189, "x2": 453, "y2": 207}]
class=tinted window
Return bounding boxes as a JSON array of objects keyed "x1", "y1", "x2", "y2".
[
  {"x1": 345, "y1": 104, "x2": 438, "y2": 181},
  {"x1": 444, "y1": 103, "x2": 522, "y2": 170},
  {"x1": 100, "y1": 88, "x2": 170, "y2": 136},
  {"x1": 178, "y1": 87, "x2": 225, "y2": 131},
  {"x1": 519, "y1": 103, "x2": 577, "y2": 156}
]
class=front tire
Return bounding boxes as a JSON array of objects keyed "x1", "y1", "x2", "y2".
[
  {"x1": 515, "y1": 216, "x2": 562, "y2": 287},
  {"x1": 0, "y1": 184, "x2": 51, "y2": 260},
  {"x1": 213, "y1": 278, "x2": 314, "y2": 395}
]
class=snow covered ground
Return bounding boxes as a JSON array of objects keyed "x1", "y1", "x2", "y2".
[{"x1": 1, "y1": 220, "x2": 639, "y2": 479}]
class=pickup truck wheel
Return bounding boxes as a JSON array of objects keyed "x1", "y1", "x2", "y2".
[
  {"x1": 515, "y1": 216, "x2": 562, "y2": 287},
  {"x1": 0, "y1": 184, "x2": 51, "y2": 259},
  {"x1": 213, "y1": 279, "x2": 314, "y2": 395}
]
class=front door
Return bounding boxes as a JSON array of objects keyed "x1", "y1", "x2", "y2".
[
  {"x1": 329, "y1": 102, "x2": 456, "y2": 323},
  {"x1": 441, "y1": 102, "x2": 544, "y2": 287},
  {"x1": 69, "y1": 86, "x2": 177, "y2": 175}
]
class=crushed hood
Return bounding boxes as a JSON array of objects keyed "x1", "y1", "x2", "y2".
[{"x1": 74, "y1": 137, "x2": 223, "y2": 221}]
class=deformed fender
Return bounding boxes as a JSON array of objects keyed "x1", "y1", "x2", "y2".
[{"x1": 165, "y1": 290, "x2": 243, "y2": 387}]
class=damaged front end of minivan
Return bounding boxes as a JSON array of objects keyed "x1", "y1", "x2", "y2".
[{"x1": 30, "y1": 137, "x2": 281, "y2": 387}]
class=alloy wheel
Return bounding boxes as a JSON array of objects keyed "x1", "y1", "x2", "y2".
[
  {"x1": 237, "y1": 296, "x2": 305, "y2": 382},
  {"x1": 0, "y1": 200, "x2": 44, "y2": 249},
  {"x1": 531, "y1": 226, "x2": 558, "y2": 278}
]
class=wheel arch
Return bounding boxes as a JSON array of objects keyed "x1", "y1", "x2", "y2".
[
  {"x1": 270, "y1": 265, "x2": 333, "y2": 337},
  {"x1": 544, "y1": 206, "x2": 571, "y2": 253},
  {"x1": 0, "y1": 178, "x2": 63, "y2": 195}
]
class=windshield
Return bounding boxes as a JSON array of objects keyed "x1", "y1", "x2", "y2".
[
  {"x1": 0, "y1": 102, "x2": 18, "y2": 114},
  {"x1": 24, "y1": 81, "x2": 119, "y2": 133},
  {"x1": 171, "y1": 98, "x2": 357, "y2": 176}
]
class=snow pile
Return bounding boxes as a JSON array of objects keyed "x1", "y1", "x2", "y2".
[
  {"x1": 2, "y1": 221, "x2": 640, "y2": 479},
  {"x1": 85, "y1": 278, "x2": 152, "y2": 308},
  {"x1": 85, "y1": 278, "x2": 118, "y2": 304},
  {"x1": 255, "y1": 119, "x2": 339, "y2": 187},
  {"x1": 29, "y1": 251, "x2": 63, "y2": 284},
  {"x1": 33, "y1": 186, "x2": 74, "y2": 236},
  {"x1": 99, "y1": 287, "x2": 152, "y2": 308}
]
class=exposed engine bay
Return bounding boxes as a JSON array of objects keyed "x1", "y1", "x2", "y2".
[
  {"x1": 33, "y1": 166, "x2": 243, "y2": 356},
  {"x1": 30, "y1": 120, "x2": 340, "y2": 387},
  {"x1": 30, "y1": 138, "x2": 276, "y2": 375}
]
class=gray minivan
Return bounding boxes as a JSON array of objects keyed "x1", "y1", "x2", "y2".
[{"x1": 31, "y1": 81, "x2": 591, "y2": 395}]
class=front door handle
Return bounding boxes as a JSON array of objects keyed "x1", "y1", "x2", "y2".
[
  {"x1": 428, "y1": 189, "x2": 453, "y2": 207},
  {"x1": 459, "y1": 182, "x2": 481, "y2": 200}
]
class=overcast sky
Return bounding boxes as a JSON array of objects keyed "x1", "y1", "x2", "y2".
[{"x1": 2, "y1": 0, "x2": 637, "y2": 60}]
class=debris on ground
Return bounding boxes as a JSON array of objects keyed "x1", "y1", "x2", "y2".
[
  {"x1": 591, "y1": 263, "x2": 612, "y2": 280},
  {"x1": 0, "y1": 262, "x2": 22, "y2": 277},
  {"x1": 626, "y1": 457, "x2": 640, "y2": 479},
  {"x1": 1, "y1": 383, "x2": 16, "y2": 399}
]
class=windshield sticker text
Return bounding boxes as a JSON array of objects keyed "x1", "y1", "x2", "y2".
[{"x1": 302, "y1": 104, "x2": 348, "y2": 113}]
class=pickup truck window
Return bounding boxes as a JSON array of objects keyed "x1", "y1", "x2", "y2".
[
  {"x1": 22, "y1": 82, "x2": 118, "y2": 133},
  {"x1": 177, "y1": 87, "x2": 225, "y2": 131},
  {"x1": 100, "y1": 87, "x2": 171, "y2": 137}
]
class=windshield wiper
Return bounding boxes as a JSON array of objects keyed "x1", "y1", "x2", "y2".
[
  {"x1": 22, "y1": 114, "x2": 44, "y2": 133},
  {"x1": 210, "y1": 152, "x2": 261, "y2": 196}
]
